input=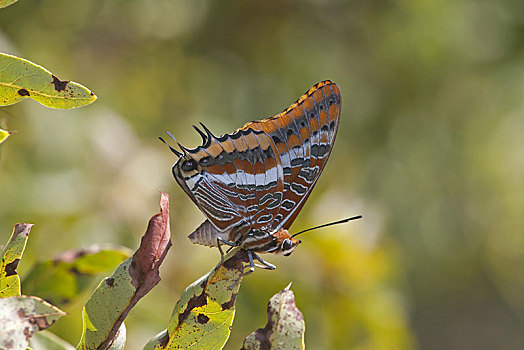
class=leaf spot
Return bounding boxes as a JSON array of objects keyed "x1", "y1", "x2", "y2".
[
  {"x1": 17, "y1": 88, "x2": 30, "y2": 96},
  {"x1": 106, "y1": 277, "x2": 115, "y2": 287},
  {"x1": 178, "y1": 292, "x2": 208, "y2": 325},
  {"x1": 4, "y1": 258, "x2": 20, "y2": 276},
  {"x1": 197, "y1": 313, "x2": 210, "y2": 324},
  {"x1": 221, "y1": 293, "x2": 237, "y2": 310},
  {"x1": 52, "y1": 74, "x2": 69, "y2": 92}
]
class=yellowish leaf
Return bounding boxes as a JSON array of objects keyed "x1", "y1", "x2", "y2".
[
  {"x1": 0, "y1": 53, "x2": 97, "y2": 109},
  {"x1": 0, "y1": 223, "x2": 32, "y2": 298},
  {"x1": 0, "y1": 0, "x2": 18, "y2": 9}
]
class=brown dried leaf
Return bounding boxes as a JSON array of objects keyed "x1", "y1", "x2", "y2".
[
  {"x1": 78, "y1": 192, "x2": 172, "y2": 350},
  {"x1": 241, "y1": 283, "x2": 305, "y2": 350},
  {"x1": 131, "y1": 191, "x2": 172, "y2": 295}
]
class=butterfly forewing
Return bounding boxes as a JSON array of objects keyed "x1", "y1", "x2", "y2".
[
  {"x1": 173, "y1": 80, "x2": 341, "y2": 248},
  {"x1": 241, "y1": 81, "x2": 341, "y2": 231}
]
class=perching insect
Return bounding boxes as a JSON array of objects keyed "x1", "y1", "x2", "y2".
[{"x1": 162, "y1": 81, "x2": 361, "y2": 273}]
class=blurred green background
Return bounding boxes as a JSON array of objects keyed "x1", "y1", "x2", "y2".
[{"x1": 1, "y1": 0, "x2": 523, "y2": 349}]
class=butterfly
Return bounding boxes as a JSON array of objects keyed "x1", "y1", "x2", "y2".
[{"x1": 163, "y1": 80, "x2": 359, "y2": 272}]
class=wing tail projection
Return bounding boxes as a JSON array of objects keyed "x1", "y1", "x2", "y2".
[{"x1": 188, "y1": 219, "x2": 235, "y2": 247}]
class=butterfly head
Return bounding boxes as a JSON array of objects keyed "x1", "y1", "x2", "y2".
[
  {"x1": 171, "y1": 154, "x2": 204, "y2": 203},
  {"x1": 273, "y1": 230, "x2": 301, "y2": 256},
  {"x1": 175, "y1": 156, "x2": 200, "y2": 175},
  {"x1": 280, "y1": 237, "x2": 301, "y2": 256},
  {"x1": 160, "y1": 131, "x2": 202, "y2": 178}
]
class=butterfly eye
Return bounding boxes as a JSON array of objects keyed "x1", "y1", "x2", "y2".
[
  {"x1": 282, "y1": 239, "x2": 293, "y2": 252},
  {"x1": 181, "y1": 159, "x2": 197, "y2": 172}
]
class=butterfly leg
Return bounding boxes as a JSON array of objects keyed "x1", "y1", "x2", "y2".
[
  {"x1": 242, "y1": 251, "x2": 276, "y2": 277},
  {"x1": 244, "y1": 250, "x2": 256, "y2": 276},
  {"x1": 217, "y1": 237, "x2": 238, "y2": 264},
  {"x1": 251, "y1": 252, "x2": 276, "y2": 270}
]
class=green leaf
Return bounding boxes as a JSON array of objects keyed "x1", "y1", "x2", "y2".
[
  {"x1": 0, "y1": 295, "x2": 66, "y2": 349},
  {"x1": 77, "y1": 192, "x2": 171, "y2": 350},
  {"x1": 241, "y1": 283, "x2": 305, "y2": 350},
  {"x1": 29, "y1": 331, "x2": 75, "y2": 350},
  {"x1": 0, "y1": 0, "x2": 18, "y2": 9},
  {"x1": 0, "y1": 53, "x2": 97, "y2": 109},
  {"x1": 144, "y1": 248, "x2": 248, "y2": 350},
  {"x1": 0, "y1": 127, "x2": 10, "y2": 144},
  {"x1": 0, "y1": 223, "x2": 32, "y2": 298},
  {"x1": 23, "y1": 244, "x2": 132, "y2": 307}
]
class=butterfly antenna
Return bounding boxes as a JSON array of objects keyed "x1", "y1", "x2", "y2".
[
  {"x1": 193, "y1": 125, "x2": 208, "y2": 143},
  {"x1": 159, "y1": 136, "x2": 183, "y2": 157},
  {"x1": 291, "y1": 215, "x2": 362, "y2": 238},
  {"x1": 166, "y1": 131, "x2": 191, "y2": 155}
]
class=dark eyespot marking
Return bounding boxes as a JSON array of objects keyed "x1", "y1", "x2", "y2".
[
  {"x1": 311, "y1": 144, "x2": 329, "y2": 157},
  {"x1": 257, "y1": 214, "x2": 273, "y2": 224},
  {"x1": 267, "y1": 198, "x2": 281, "y2": 210},
  {"x1": 291, "y1": 183, "x2": 307, "y2": 194},
  {"x1": 200, "y1": 156, "x2": 211, "y2": 166},
  {"x1": 329, "y1": 120, "x2": 336, "y2": 130},
  {"x1": 287, "y1": 128, "x2": 294, "y2": 137},
  {"x1": 272, "y1": 135, "x2": 281, "y2": 144},
  {"x1": 321, "y1": 125, "x2": 329, "y2": 132},
  {"x1": 281, "y1": 200, "x2": 294, "y2": 210},
  {"x1": 181, "y1": 159, "x2": 197, "y2": 172},
  {"x1": 253, "y1": 230, "x2": 267, "y2": 237},
  {"x1": 291, "y1": 158, "x2": 303, "y2": 166}
]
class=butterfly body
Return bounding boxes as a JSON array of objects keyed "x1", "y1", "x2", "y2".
[
  {"x1": 187, "y1": 219, "x2": 299, "y2": 256},
  {"x1": 170, "y1": 80, "x2": 341, "y2": 258}
]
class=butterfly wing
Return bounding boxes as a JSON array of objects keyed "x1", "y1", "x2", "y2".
[
  {"x1": 239, "y1": 80, "x2": 342, "y2": 231},
  {"x1": 173, "y1": 124, "x2": 285, "y2": 236},
  {"x1": 172, "y1": 80, "x2": 341, "y2": 245}
]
